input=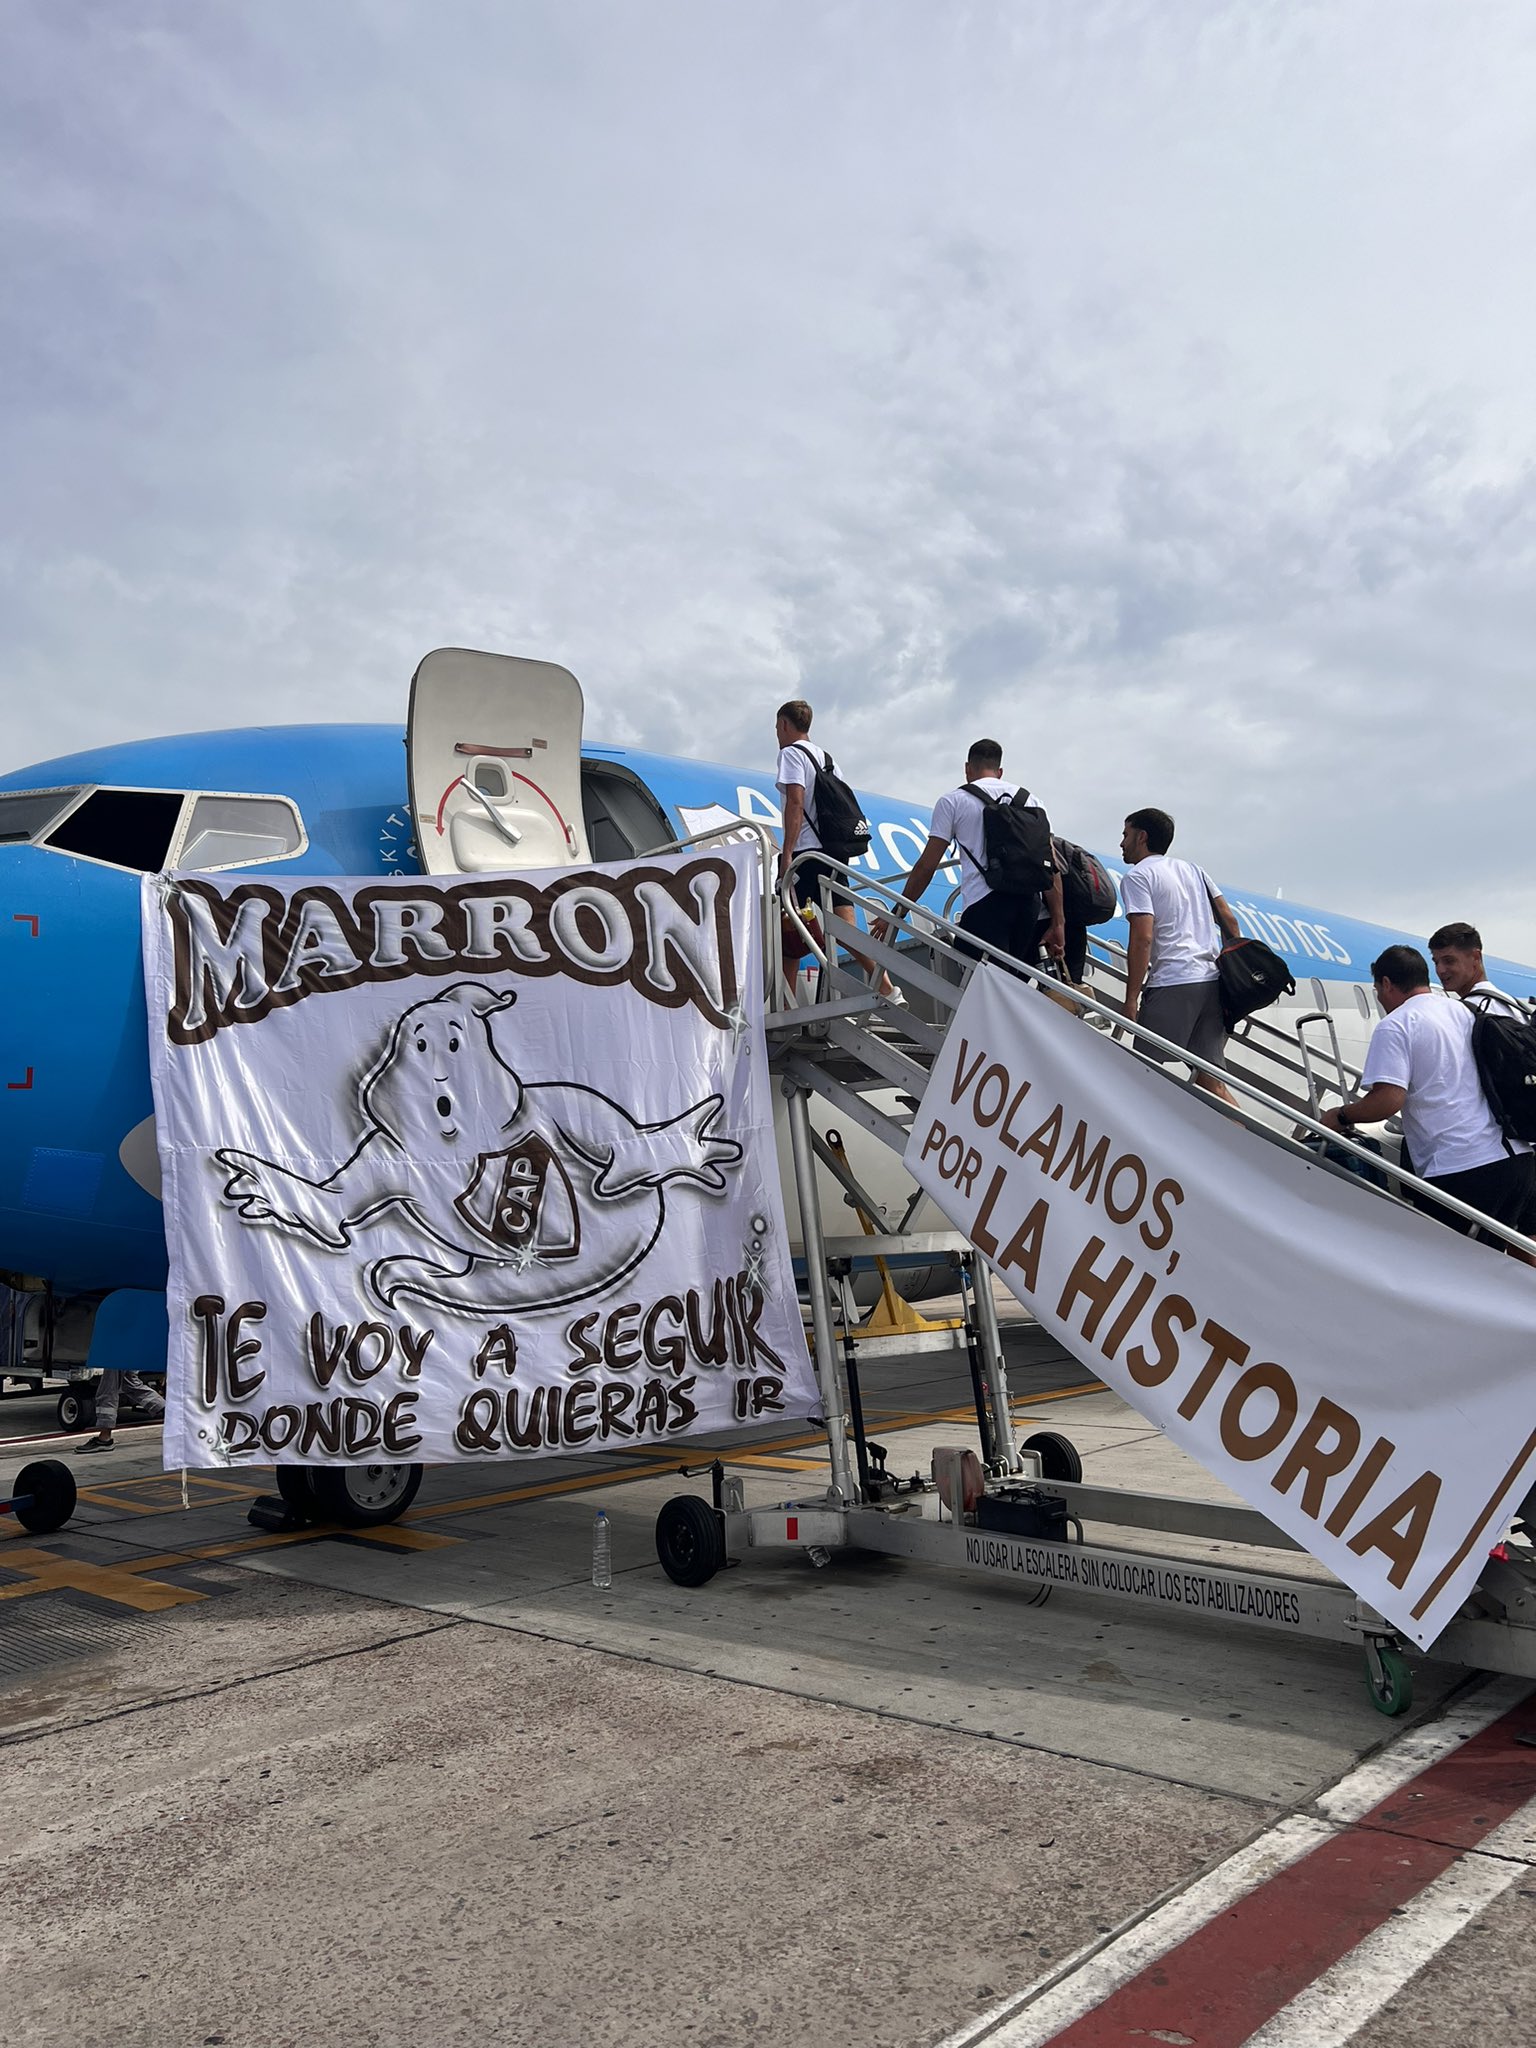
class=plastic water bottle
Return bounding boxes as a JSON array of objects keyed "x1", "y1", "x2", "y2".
[{"x1": 591, "y1": 1508, "x2": 612, "y2": 1589}]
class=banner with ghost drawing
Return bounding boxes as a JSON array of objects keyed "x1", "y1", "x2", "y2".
[{"x1": 142, "y1": 845, "x2": 816, "y2": 1468}]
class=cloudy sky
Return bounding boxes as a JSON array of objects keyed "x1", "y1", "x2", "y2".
[{"x1": 4, "y1": 2, "x2": 1535, "y2": 951}]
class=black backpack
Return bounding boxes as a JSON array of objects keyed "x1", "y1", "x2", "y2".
[
  {"x1": 791, "y1": 744, "x2": 871, "y2": 866},
  {"x1": 1469, "y1": 1000, "x2": 1536, "y2": 1146},
  {"x1": 1052, "y1": 835, "x2": 1118, "y2": 926},
  {"x1": 1200, "y1": 880, "x2": 1295, "y2": 1028},
  {"x1": 959, "y1": 785, "x2": 1056, "y2": 898},
  {"x1": 1213, "y1": 936, "x2": 1296, "y2": 1029}
]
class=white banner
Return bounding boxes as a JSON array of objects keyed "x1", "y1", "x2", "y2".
[
  {"x1": 144, "y1": 846, "x2": 815, "y2": 1469},
  {"x1": 906, "y1": 969, "x2": 1536, "y2": 1649}
]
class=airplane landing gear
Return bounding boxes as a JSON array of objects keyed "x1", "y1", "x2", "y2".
[{"x1": 249, "y1": 1463, "x2": 424, "y2": 1532}]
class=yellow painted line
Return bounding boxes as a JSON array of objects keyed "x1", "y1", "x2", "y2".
[
  {"x1": 171, "y1": 1520, "x2": 460, "y2": 1561},
  {"x1": 729, "y1": 1454, "x2": 830, "y2": 1472},
  {"x1": 77, "y1": 1474, "x2": 262, "y2": 1512},
  {"x1": 4, "y1": 1385, "x2": 1109, "y2": 1602},
  {"x1": 403, "y1": 1459, "x2": 671, "y2": 1522},
  {"x1": 350, "y1": 1522, "x2": 457, "y2": 1551},
  {"x1": 395, "y1": 1382, "x2": 1106, "y2": 1516},
  {"x1": 0, "y1": 1547, "x2": 205, "y2": 1613},
  {"x1": 0, "y1": 1518, "x2": 461, "y2": 1600},
  {"x1": 174, "y1": 1527, "x2": 353, "y2": 1562}
]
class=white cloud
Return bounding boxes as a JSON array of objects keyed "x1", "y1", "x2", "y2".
[{"x1": 3, "y1": 1, "x2": 1535, "y2": 954}]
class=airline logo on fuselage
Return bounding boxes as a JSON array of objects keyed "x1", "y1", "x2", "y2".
[{"x1": 722, "y1": 778, "x2": 1356, "y2": 971}]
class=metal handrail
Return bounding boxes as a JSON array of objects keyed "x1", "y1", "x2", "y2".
[
  {"x1": 1081, "y1": 929, "x2": 1369, "y2": 1108},
  {"x1": 941, "y1": 890, "x2": 1368, "y2": 1112},
  {"x1": 779, "y1": 847, "x2": 1536, "y2": 1261}
]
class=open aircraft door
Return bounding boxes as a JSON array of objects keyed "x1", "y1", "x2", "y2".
[{"x1": 407, "y1": 648, "x2": 592, "y2": 876}]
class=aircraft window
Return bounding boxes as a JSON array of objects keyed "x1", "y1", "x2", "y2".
[
  {"x1": 44, "y1": 788, "x2": 186, "y2": 871},
  {"x1": 177, "y1": 794, "x2": 305, "y2": 871},
  {"x1": 1355, "y1": 985, "x2": 1374, "y2": 1019},
  {"x1": 581, "y1": 767, "x2": 675, "y2": 863},
  {"x1": 470, "y1": 761, "x2": 509, "y2": 798},
  {"x1": 1309, "y1": 978, "x2": 1326, "y2": 1009},
  {"x1": 0, "y1": 788, "x2": 82, "y2": 843}
]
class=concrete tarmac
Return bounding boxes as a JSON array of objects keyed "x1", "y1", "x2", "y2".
[{"x1": 2, "y1": 1310, "x2": 1532, "y2": 2048}]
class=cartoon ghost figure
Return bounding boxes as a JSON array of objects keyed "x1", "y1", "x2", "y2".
[{"x1": 214, "y1": 983, "x2": 743, "y2": 1315}]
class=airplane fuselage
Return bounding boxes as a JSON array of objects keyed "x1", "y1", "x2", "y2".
[{"x1": 3, "y1": 721, "x2": 1533, "y2": 1319}]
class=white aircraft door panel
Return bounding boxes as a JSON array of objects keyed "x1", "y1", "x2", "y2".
[{"x1": 407, "y1": 648, "x2": 592, "y2": 876}]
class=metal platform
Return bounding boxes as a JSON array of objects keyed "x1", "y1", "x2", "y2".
[{"x1": 652, "y1": 846, "x2": 1536, "y2": 1720}]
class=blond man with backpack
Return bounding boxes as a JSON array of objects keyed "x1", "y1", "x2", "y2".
[{"x1": 774, "y1": 700, "x2": 899, "y2": 999}]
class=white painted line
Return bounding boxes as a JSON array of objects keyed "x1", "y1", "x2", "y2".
[
  {"x1": 932, "y1": 1816, "x2": 1332, "y2": 2048},
  {"x1": 1240, "y1": 1845, "x2": 1524, "y2": 2047},
  {"x1": 1316, "y1": 1675, "x2": 1531, "y2": 1824},
  {"x1": 1475, "y1": 1797, "x2": 1536, "y2": 1865},
  {"x1": 937, "y1": 1681, "x2": 1534, "y2": 2048}
]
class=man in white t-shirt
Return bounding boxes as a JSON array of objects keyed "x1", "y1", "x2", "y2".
[
  {"x1": 1119, "y1": 807, "x2": 1241, "y2": 1103},
  {"x1": 1428, "y1": 920, "x2": 1531, "y2": 1022},
  {"x1": 1321, "y1": 944, "x2": 1536, "y2": 1251},
  {"x1": 774, "y1": 699, "x2": 897, "y2": 997},
  {"x1": 875, "y1": 738, "x2": 1065, "y2": 973}
]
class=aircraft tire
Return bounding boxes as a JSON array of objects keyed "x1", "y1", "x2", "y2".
[
  {"x1": 307, "y1": 1463, "x2": 423, "y2": 1528},
  {"x1": 56, "y1": 1388, "x2": 90, "y2": 1432},
  {"x1": 655, "y1": 1494, "x2": 725, "y2": 1587},
  {"x1": 1022, "y1": 1430, "x2": 1084, "y2": 1484}
]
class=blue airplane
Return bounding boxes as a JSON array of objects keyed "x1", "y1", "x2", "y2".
[{"x1": 3, "y1": 648, "x2": 1533, "y2": 1427}]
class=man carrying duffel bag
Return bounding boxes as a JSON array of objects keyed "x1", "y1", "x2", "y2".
[{"x1": 1119, "y1": 807, "x2": 1253, "y2": 1103}]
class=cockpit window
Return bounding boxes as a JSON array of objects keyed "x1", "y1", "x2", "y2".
[
  {"x1": 45, "y1": 789, "x2": 186, "y2": 871},
  {"x1": 0, "y1": 788, "x2": 82, "y2": 843},
  {"x1": 178, "y1": 794, "x2": 305, "y2": 870}
]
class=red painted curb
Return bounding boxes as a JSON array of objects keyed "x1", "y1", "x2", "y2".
[{"x1": 1046, "y1": 1692, "x2": 1536, "y2": 2047}]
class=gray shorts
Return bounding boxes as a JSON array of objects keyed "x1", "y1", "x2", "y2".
[{"x1": 1138, "y1": 978, "x2": 1227, "y2": 1071}]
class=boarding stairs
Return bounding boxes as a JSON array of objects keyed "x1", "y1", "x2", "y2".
[
  {"x1": 756, "y1": 845, "x2": 1428, "y2": 1496},
  {"x1": 648, "y1": 832, "x2": 1536, "y2": 1711}
]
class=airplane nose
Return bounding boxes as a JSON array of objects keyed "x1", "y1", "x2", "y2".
[{"x1": 0, "y1": 844, "x2": 167, "y2": 1287}]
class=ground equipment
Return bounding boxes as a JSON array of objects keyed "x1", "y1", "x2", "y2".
[
  {"x1": 656, "y1": 849, "x2": 1536, "y2": 1716},
  {"x1": 0, "y1": 1459, "x2": 78, "y2": 1534}
]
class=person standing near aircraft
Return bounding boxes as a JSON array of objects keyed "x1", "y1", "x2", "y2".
[
  {"x1": 78, "y1": 1370, "x2": 166, "y2": 1453},
  {"x1": 876, "y1": 739, "x2": 1066, "y2": 974},
  {"x1": 1321, "y1": 945, "x2": 1536, "y2": 1252},
  {"x1": 1119, "y1": 808, "x2": 1240, "y2": 1104},
  {"x1": 774, "y1": 700, "x2": 899, "y2": 999},
  {"x1": 1429, "y1": 922, "x2": 1530, "y2": 1020}
]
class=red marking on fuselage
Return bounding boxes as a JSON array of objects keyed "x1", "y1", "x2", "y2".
[
  {"x1": 433, "y1": 771, "x2": 573, "y2": 844},
  {"x1": 6, "y1": 1068, "x2": 34, "y2": 1091},
  {"x1": 12, "y1": 914, "x2": 39, "y2": 936}
]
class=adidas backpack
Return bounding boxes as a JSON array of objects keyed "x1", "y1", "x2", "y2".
[{"x1": 791, "y1": 744, "x2": 871, "y2": 866}]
